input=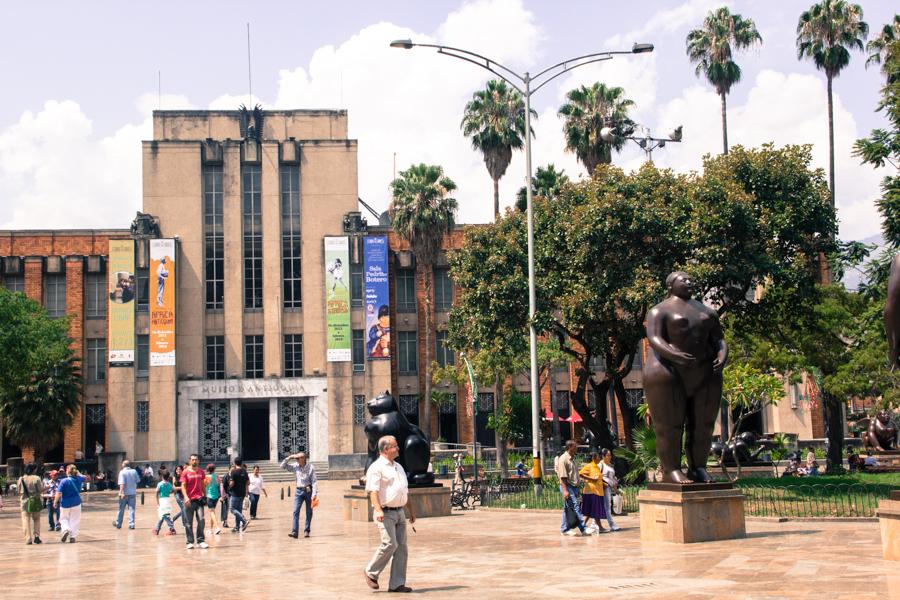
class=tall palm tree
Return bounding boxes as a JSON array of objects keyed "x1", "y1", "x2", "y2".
[
  {"x1": 461, "y1": 80, "x2": 534, "y2": 220},
  {"x1": 686, "y1": 7, "x2": 762, "y2": 155},
  {"x1": 865, "y1": 15, "x2": 900, "y2": 84},
  {"x1": 558, "y1": 83, "x2": 634, "y2": 175},
  {"x1": 797, "y1": 0, "x2": 869, "y2": 207},
  {"x1": 515, "y1": 164, "x2": 570, "y2": 212},
  {"x1": 390, "y1": 164, "x2": 458, "y2": 440}
]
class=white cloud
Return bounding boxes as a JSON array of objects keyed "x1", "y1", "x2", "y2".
[{"x1": 605, "y1": 0, "x2": 729, "y2": 49}]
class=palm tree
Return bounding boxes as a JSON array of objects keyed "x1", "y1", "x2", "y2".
[
  {"x1": 515, "y1": 164, "x2": 570, "y2": 212},
  {"x1": 686, "y1": 7, "x2": 762, "y2": 155},
  {"x1": 865, "y1": 15, "x2": 900, "y2": 83},
  {"x1": 797, "y1": 0, "x2": 869, "y2": 207},
  {"x1": 461, "y1": 80, "x2": 534, "y2": 220},
  {"x1": 390, "y1": 164, "x2": 458, "y2": 440},
  {"x1": 558, "y1": 83, "x2": 634, "y2": 175}
]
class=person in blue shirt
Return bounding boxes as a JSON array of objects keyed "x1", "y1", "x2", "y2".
[
  {"x1": 113, "y1": 460, "x2": 140, "y2": 529},
  {"x1": 54, "y1": 464, "x2": 85, "y2": 543}
]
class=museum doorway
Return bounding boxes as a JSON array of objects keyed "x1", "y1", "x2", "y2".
[{"x1": 240, "y1": 402, "x2": 270, "y2": 461}]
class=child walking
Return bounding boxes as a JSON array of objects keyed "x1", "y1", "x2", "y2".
[{"x1": 153, "y1": 471, "x2": 177, "y2": 535}]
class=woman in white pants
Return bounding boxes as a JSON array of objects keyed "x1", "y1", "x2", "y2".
[
  {"x1": 54, "y1": 464, "x2": 85, "y2": 543},
  {"x1": 600, "y1": 449, "x2": 621, "y2": 531}
]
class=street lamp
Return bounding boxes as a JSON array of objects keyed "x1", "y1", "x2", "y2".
[
  {"x1": 391, "y1": 38, "x2": 653, "y2": 493},
  {"x1": 601, "y1": 123, "x2": 683, "y2": 162}
]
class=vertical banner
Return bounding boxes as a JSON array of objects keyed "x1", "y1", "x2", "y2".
[
  {"x1": 150, "y1": 239, "x2": 176, "y2": 366},
  {"x1": 364, "y1": 235, "x2": 391, "y2": 360},
  {"x1": 108, "y1": 239, "x2": 135, "y2": 366},
  {"x1": 324, "y1": 236, "x2": 351, "y2": 362}
]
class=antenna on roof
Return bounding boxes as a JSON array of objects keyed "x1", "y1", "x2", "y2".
[
  {"x1": 246, "y1": 22, "x2": 253, "y2": 105},
  {"x1": 158, "y1": 70, "x2": 162, "y2": 109}
]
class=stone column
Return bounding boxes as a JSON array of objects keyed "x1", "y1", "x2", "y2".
[
  {"x1": 269, "y1": 398, "x2": 279, "y2": 462},
  {"x1": 230, "y1": 398, "x2": 240, "y2": 459}
]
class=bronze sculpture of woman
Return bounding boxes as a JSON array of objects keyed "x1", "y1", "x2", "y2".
[{"x1": 643, "y1": 271, "x2": 728, "y2": 484}]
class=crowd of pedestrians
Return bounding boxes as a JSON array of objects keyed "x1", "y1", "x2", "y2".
[{"x1": 556, "y1": 440, "x2": 621, "y2": 536}]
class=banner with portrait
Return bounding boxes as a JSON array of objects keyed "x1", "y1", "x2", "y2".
[
  {"x1": 150, "y1": 238, "x2": 176, "y2": 366},
  {"x1": 108, "y1": 239, "x2": 135, "y2": 366},
  {"x1": 364, "y1": 235, "x2": 391, "y2": 360},
  {"x1": 324, "y1": 236, "x2": 351, "y2": 362}
]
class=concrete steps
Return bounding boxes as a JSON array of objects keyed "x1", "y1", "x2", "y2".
[{"x1": 223, "y1": 460, "x2": 330, "y2": 483}]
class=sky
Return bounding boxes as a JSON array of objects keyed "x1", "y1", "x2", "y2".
[{"x1": 0, "y1": 0, "x2": 895, "y2": 242}]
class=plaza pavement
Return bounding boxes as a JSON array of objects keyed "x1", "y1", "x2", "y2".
[{"x1": 0, "y1": 479, "x2": 897, "y2": 599}]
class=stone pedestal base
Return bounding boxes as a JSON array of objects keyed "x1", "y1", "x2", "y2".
[
  {"x1": 876, "y1": 495, "x2": 900, "y2": 561},
  {"x1": 343, "y1": 485, "x2": 451, "y2": 522},
  {"x1": 638, "y1": 484, "x2": 746, "y2": 543},
  {"x1": 868, "y1": 451, "x2": 900, "y2": 467}
]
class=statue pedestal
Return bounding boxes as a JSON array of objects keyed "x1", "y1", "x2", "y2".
[
  {"x1": 638, "y1": 483, "x2": 746, "y2": 543},
  {"x1": 868, "y1": 451, "x2": 900, "y2": 468},
  {"x1": 343, "y1": 484, "x2": 450, "y2": 522},
  {"x1": 877, "y1": 491, "x2": 900, "y2": 561}
]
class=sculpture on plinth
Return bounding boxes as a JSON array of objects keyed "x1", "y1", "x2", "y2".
[
  {"x1": 860, "y1": 410, "x2": 899, "y2": 452},
  {"x1": 643, "y1": 271, "x2": 728, "y2": 484},
  {"x1": 363, "y1": 391, "x2": 435, "y2": 485}
]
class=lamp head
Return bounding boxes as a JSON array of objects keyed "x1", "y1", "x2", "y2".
[
  {"x1": 600, "y1": 126, "x2": 617, "y2": 143},
  {"x1": 632, "y1": 43, "x2": 654, "y2": 54},
  {"x1": 390, "y1": 39, "x2": 414, "y2": 49},
  {"x1": 669, "y1": 125, "x2": 683, "y2": 142}
]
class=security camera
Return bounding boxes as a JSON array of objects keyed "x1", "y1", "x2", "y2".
[{"x1": 669, "y1": 126, "x2": 683, "y2": 142}]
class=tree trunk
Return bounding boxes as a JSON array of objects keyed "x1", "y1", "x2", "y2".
[
  {"x1": 495, "y1": 375, "x2": 508, "y2": 477},
  {"x1": 572, "y1": 375, "x2": 615, "y2": 451},
  {"x1": 493, "y1": 177, "x2": 500, "y2": 222},
  {"x1": 422, "y1": 267, "x2": 433, "y2": 441},
  {"x1": 826, "y1": 74, "x2": 835, "y2": 208},
  {"x1": 720, "y1": 92, "x2": 729, "y2": 155},
  {"x1": 823, "y1": 391, "x2": 844, "y2": 473},
  {"x1": 549, "y1": 370, "x2": 560, "y2": 453},
  {"x1": 612, "y1": 377, "x2": 636, "y2": 450}
]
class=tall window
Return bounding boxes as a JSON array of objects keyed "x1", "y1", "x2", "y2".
[
  {"x1": 136, "y1": 401, "x2": 150, "y2": 433},
  {"x1": 625, "y1": 388, "x2": 645, "y2": 408},
  {"x1": 205, "y1": 335, "x2": 224, "y2": 380},
  {"x1": 400, "y1": 395, "x2": 419, "y2": 425},
  {"x1": 281, "y1": 165, "x2": 302, "y2": 308},
  {"x1": 433, "y1": 267, "x2": 453, "y2": 311},
  {"x1": 398, "y1": 331, "x2": 417, "y2": 374},
  {"x1": 204, "y1": 165, "x2": 224, "y2": 309},
  {"x1": 350, "y1": 261, "x2": 363, "y2": 307},
  {"x1": 352, "y1": 329, "x2": 365, "y2": 372},
  {"x1": 396, "y1": 268, "x2": 416, "y2": 312},
  {"x1": 3, "y1": 274, "x2": 24, "y2": 293},
  {"x1": 435, "y1": 330, "x2": 455, "y2": 367},
  {"x1": 136, "y1": 267, "x2": 149, "y2": 312},
  {"x1": 284, "y1": 334, "x2": 303, "y2": 377},
  {"x1": 85, "y1": 273, "x2": 106, "y2": 318},
  {"x1": 244, "y1": 335, "x2": 264, "y2": 378},
  {"x1": 86, "y1": 339, "x2": 106, "y2": 383},
  {"x1": 243, "y1": 165, "x2": 263, "y2": 309},
  {"x1": 353, "y1": 395, "x2": 367, "y2": 425},
  {"x1": 136, "y1": 335, "x2": 149, "y2": 377},
  {"x1": 44, "y1": 273, "x2": 66, "y2": 318}
]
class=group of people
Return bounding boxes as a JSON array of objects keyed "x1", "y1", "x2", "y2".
[
  {"x1": 15, "y1": 463, "x2": 86, "y2": 544},
  {"x1": 556, "y1": 440, "x2": 622, "y2": 536}
]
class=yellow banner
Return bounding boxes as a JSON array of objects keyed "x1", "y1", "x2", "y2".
[
  {"x1": 150, "y1": 239, "x2": 175, "y2": 366},
  {"x1": 108, "y1": 239, "x2": 135, "y2": 365}
]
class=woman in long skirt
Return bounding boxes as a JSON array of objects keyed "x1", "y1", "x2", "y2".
[{"x1": 578, "y1": 451, "x2": 607, "y2": 533}]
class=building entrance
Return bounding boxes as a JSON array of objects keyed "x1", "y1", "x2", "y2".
[{"x1": 240, "y1": 402, "x2": 270, "y2": 461}]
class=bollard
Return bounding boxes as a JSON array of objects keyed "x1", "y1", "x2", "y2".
[
  {"x1": 141, "y1": 491, "x2": 145, "y2": 505},
  {"x1": 288, "y1": 486, "x2": 291, "y2": 497},
  {"x1": 281, "y1": 488, "x2": 284, "y2": 501}
]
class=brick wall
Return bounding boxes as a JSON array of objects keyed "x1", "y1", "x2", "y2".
[{"x1": 63, "y1": 256, "x2": 85, "y2": 461}]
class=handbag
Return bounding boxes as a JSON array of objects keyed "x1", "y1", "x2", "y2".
[
  {"x1": 564, "y1": 501, "x2": 580, "y2": 530},
  {"x1": 21, "y1": 477, "x2": 43, "y2": 513}
]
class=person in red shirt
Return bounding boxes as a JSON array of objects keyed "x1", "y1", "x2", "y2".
[{"x1": 180, "y1": 454, "x2": 209, "y2": 549}]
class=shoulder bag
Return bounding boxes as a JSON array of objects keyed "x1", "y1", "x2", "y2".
[{"x1": 21, "y1": 477, "x2": 43, "y2": 513}]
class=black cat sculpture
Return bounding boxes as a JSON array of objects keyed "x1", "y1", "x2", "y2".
[{"x1": 363, "y1": 391, "x2": 435, "y2": 486}]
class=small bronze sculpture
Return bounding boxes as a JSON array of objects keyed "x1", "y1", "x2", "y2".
[
  {"x1": 711, "y1": 431, "x2": 770, "y2": 465},
  {"x1": 885, "y1": 254, "x2": 900, "y2": 370},
  {"x1": 644, "y1": 271, "x2": 728, "y2": 484},
  {"x1": 860, "y1": 410, "x2": 899, "y2": 452},
  {"x1": 363, "y1": 391, "x2": 435, "y2": 485}
]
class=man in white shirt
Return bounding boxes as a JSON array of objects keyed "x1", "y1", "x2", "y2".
[{"x1": 363, "y1": 435, "x2": 416, "y2": 593}]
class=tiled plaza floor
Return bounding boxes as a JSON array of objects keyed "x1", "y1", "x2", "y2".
[{"x1": 0, "y1": 480, "x2": 897, "y2": 599}]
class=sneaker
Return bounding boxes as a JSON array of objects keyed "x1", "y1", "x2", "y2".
[
  {"x1": 112, "y1": 521, "x2": 120, "y2": 529},
  {"x1": 288, "y1": 532, "x2": 298, "y2": 539},
  {"x1": 26, "y1": 540, "x2": 32, "y2": 545},
  {"x1": 128, "y1": 525, "x2": 135, "y2": 530},
  {"x1": 56, "y1": 525, "x2": 62, "y2": 531},
  {"x1": 198, "y1": 542, "x2": 209, "y2": 549},
  {"x1": 152, "y1": 528, "x2": 159, "y2": 536},
  {"x1": 304, "y1": 532, "x2": 309, "y2": 538},
  {"x1": 241, "y1": 521, "x2": 249, "y2": 532},
  {"x1": 231, "y1": 527, "x2": 239, "y2": 533},
  {"x1": 61, "y1": 530, "x2": 70, "y2": 543},
  {"x1": 69, "y1": 538, "x2": 76, "y2": 543},
  {"x1": 34, "y1": 537, "x2": 42, "y2": 544},
  {"x1": 563, "y1": 528, "x2": 580, "y2": 536},
  {"x1": 610, "y1": 526, "x2": 621, "y2": 531},
  {"x1": 186, "y1": 543, "x2": 194, "y2": 549}
]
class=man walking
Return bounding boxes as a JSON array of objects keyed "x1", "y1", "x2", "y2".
[
  {"x1": 364, "y1": 435, "x2": 415, "y2": 593},
  {"x1": 44, "y1": 470, "x2": 61, "y2": 532},
  {"x1": 281, "y1": 451, "x2": 318, "y2": 538},
  {"x1": 557, "y1": 440, "x2": 588, "y2": 536},
  {"x1": 180, "y1": 454, "x2": 209, "y2": 549},
  {"x1": 113, "y1": 460, "x2": 140, "y2": 530},
  {"x1": 17, "y1": 463, "x2": 45, "y2": 545},
  {"x1": 55, "y1": 464, "x2": 85, "y2": 543},
  {"x1": 228, "y1": 458, "x2": 250, "y2": 532}
]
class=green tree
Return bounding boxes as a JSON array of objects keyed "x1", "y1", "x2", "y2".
[
  {"x1": 558, "y1": 83, "x2": 634, "y2": 174},
  {"x1": 390, "y1": 163, "x2": 458, "y2": 440},
  {"x1": 797, "y1": 0, "x2": 869, "y2": 207},
  {"x1": 461, "y1": 80, "x2": 534, "y2": 220},
  {"x1": 865, "y1": 14, "x2": 900, "y2": 81},
  {"x1": 0, "y1": 288, "x2": 82, "y2": 464},
  {"x1": 515, "y1": 164, "x2": 570, "y2": 212},
  {"x1": 686, "y1": 6, "x2": 763, "y2": 154}
]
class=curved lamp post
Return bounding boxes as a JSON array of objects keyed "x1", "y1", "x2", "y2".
[{"x1": 391, "y1": 39, "x2": 653, "y2": 493}]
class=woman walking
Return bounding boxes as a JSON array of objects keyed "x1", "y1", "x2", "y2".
[
  {"x1": 18, "y1": 463, "x2": 45, "y2": 545},
  {"x1": 171, "y1": 464, "x2": 185, "y2": 525},
  {"x1": 600, "y1": 449, "x2": 621, "y2": 531},
  {"x1": 248, "y1": 465, "x2": 268, "y2": 519},
  {"x1": 578, "y1": 452, "x2": 607, "y2": 534},
  {"x1": 205, "y1": 464, "x2": 222, "y2": 535},
  {"x1": 55, "y1": 464, "x2": 85, "y2": 543}
]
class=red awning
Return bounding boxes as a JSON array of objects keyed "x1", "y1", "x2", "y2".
[{"x1": 542, "y1": 408, "x2": 583, "y2": 423}]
